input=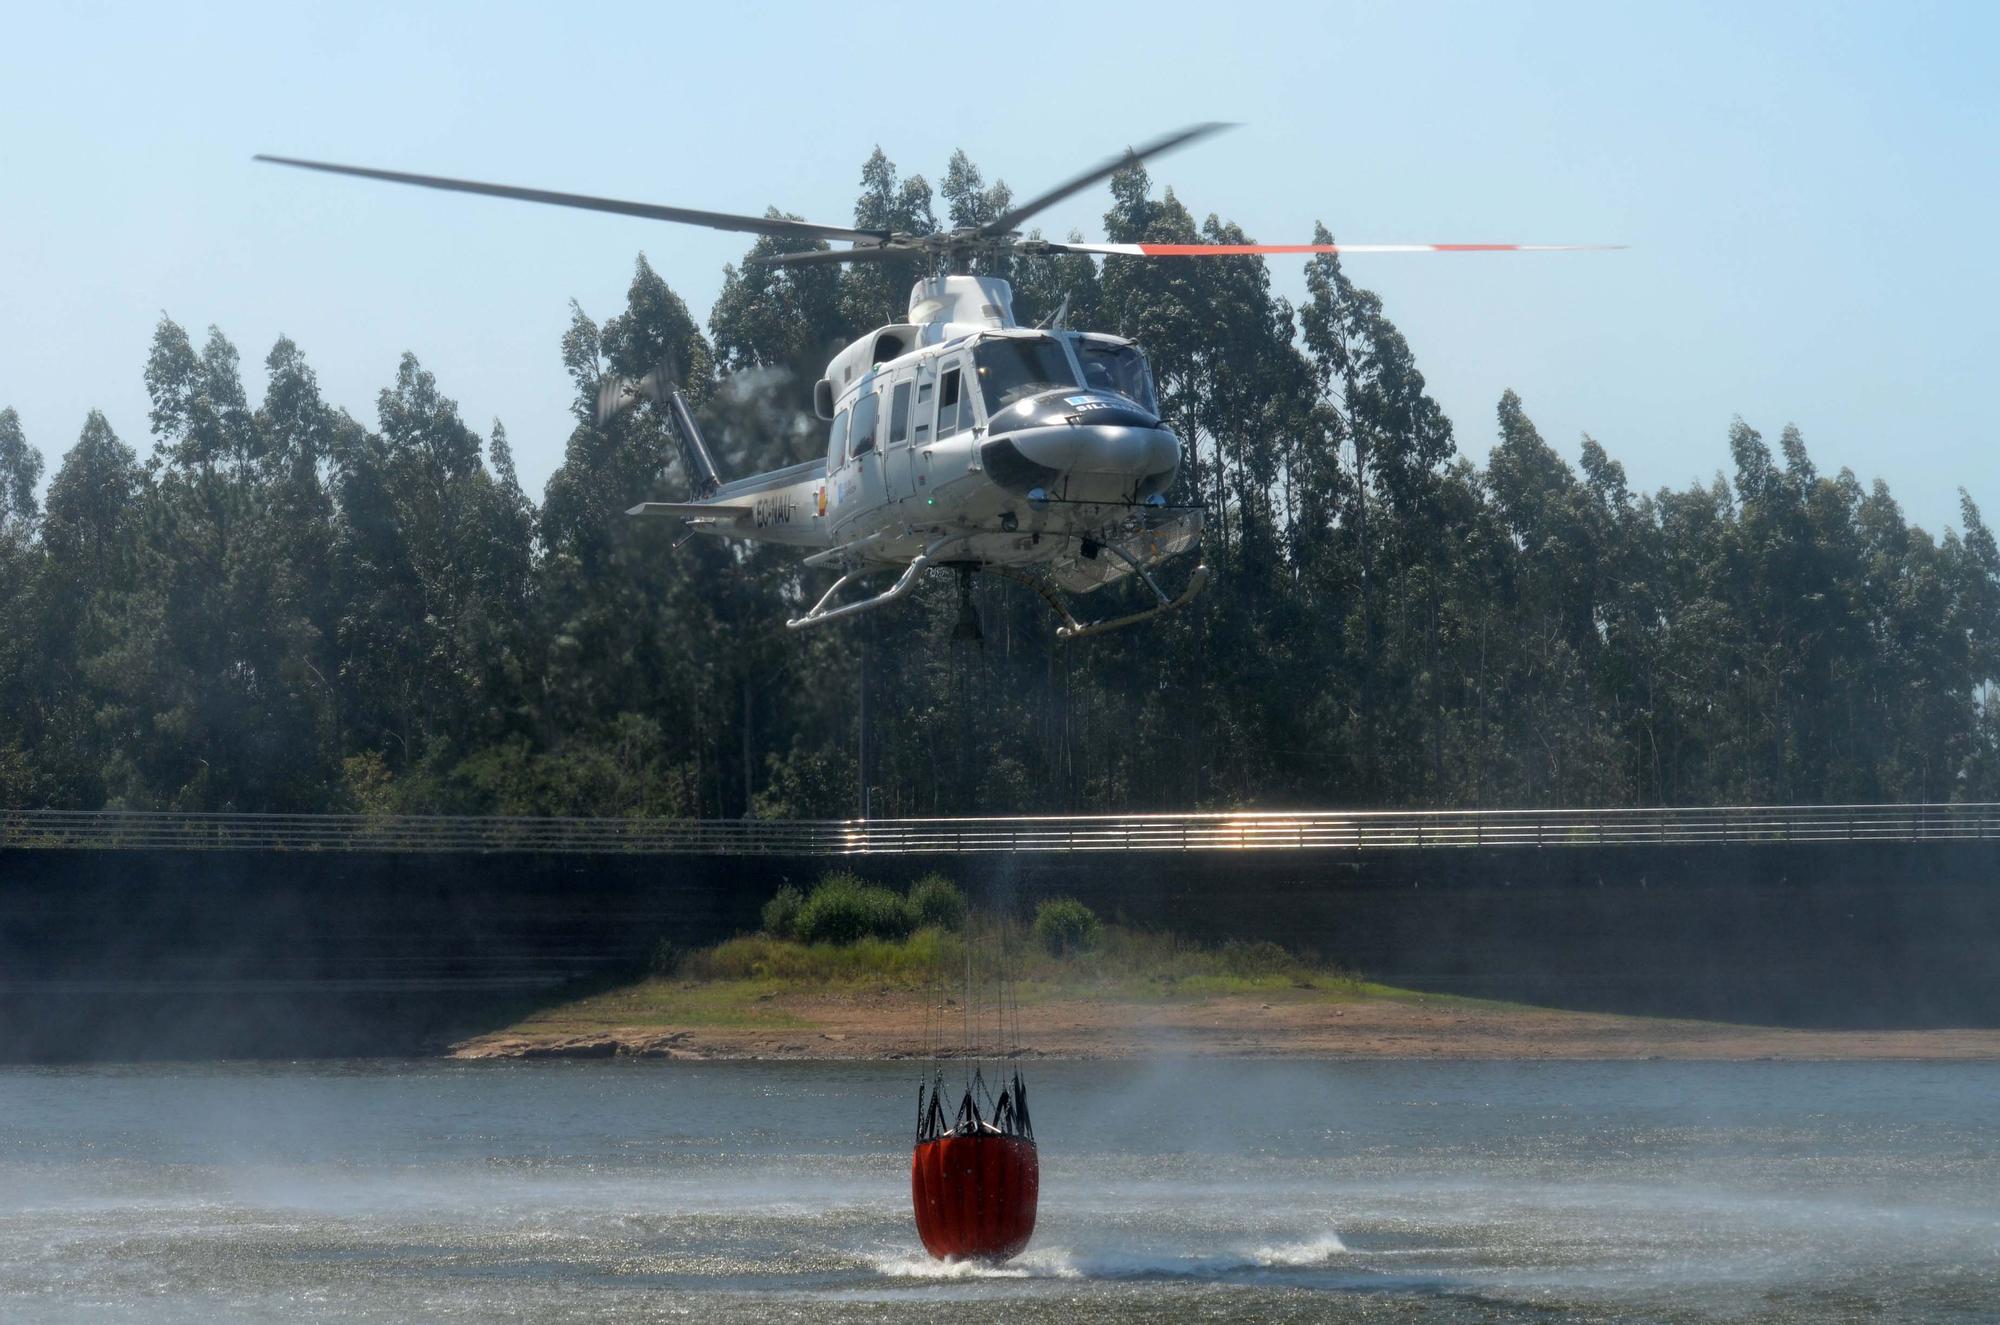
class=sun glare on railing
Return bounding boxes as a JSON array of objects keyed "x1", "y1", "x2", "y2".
[{"x1": 6, "y1": 806, "x2": 1998, "y2": 854}]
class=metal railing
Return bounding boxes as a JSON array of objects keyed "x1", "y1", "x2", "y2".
[{"x1": 3, "y1": 804, "x2": 1998, "y2": 856}]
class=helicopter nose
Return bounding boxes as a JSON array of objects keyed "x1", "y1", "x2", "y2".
[{"x1": 980, "y1": 390, "x2": 1180, "y2": 502}]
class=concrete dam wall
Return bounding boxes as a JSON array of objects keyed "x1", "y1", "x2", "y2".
[{"x1": 3, "y1": 834, "x2": 1998, "y2": 1060}]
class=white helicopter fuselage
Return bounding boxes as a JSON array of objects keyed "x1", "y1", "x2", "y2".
[{"x1": 667, "y1": 276, "x2": 1199, "y2": 604}]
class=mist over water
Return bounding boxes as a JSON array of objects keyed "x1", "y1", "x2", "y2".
[{"x1": 2, "y1": 1059, "x2": 1996, "y2": 1321}]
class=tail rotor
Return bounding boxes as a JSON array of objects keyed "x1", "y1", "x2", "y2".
[{"x1": 595, "y1": 361, "x2": 723, "y2": 500}]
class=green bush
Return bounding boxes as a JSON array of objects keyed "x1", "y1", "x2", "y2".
[
  {"x1": 794, "y1": 871, "x2": 917, "y2": 944},
  {"x1": 906, "y1": 873, "x2": 966, "y2": 931},
  {"x1": 1214, "y1": 939, "x2": 1300, "y2": 978},
  {"x1": 681, "y1": 928, "x2": 962, "y2": 983},
  {"x1": 1032, "y1": 897, "x2": 1102, "y2": 956},
  {"x1": 760, "y1": 884, "x2": 804, "y2": 938}
]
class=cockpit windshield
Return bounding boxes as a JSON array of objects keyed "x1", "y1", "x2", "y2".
[
  {"x1": 972, "y1": 337, "x2": 1077, "y2": 415},
  {"x1": 1073, "y1": 338, "x2": 1158, "y2": 415}
]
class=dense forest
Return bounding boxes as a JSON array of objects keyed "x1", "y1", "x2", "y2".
[{"x1": 4, "y1": 150, "x2": 1998, "y2": 818}]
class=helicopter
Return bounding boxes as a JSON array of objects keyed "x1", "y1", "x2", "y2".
[{"x1": 257, "y1": 125, "x2": 1615, "y2": 640}]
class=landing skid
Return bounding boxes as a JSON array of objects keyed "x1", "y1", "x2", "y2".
[
  {"x1": 787, "y1": 534, "x2": 1206, "y2": 639},
  {"x1": 990, "y1": 544, "x2": 1209, "y2": 641},
  {"x1": 785, "y1": 550, "x2": 936, "y2": 630}
]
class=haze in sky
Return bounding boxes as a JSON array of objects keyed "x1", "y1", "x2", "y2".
[{"x1": 3, "y1": 1, "x2": 1993, "y2": 529}]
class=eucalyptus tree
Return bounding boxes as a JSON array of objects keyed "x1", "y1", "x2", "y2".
[
  {"x1": 36, "y1": 411, "x2": 143, "y2": 805},
  {"x1": 709, "y1": 213, "x2": 850, "y2": 453},
  {"x1": 0, "y1": 409, "x2": 42, "y2": 802},
  {"x1": 325, "y1": 346, "x2": 531, "y2": 806},
  {"x1": 1300, "y1": 226, "x2": 1458, "y2": 800},
  {"x1": 0, "y1": 408, "x2": 41, "y2": 532},
  {"x1": 838, "y1": 149, "x2": 936, "y2": 337},
  {"x1": 533, "y1": 259, "x2": 763, "y2": 817},
  {"x1": 1480, "y1": 391, "x2": 1626, "y2": 803}
]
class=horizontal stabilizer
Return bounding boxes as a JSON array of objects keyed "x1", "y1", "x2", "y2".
[{"x1": 625, "y1": 501, "x2": 752, "y2": 522}]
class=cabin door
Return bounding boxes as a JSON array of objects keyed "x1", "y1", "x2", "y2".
[
  {"x1": 884, "y1": 369, "x2": 918, "y2": 503},
  {"x1": 918, "y1": 358, "x2": 968, "y2": 496},
  {"x1": 839, "y1": 381, "x2": 887, "y2": 535}
]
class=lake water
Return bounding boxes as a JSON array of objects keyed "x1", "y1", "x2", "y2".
[{"x1": 1, "y1": 1059, "x2": 1997, "y2": 1321}]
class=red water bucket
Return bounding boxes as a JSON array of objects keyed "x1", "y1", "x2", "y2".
[{"x1": 910, "y1": 1131, "x2": 1039, "y2": 1261}]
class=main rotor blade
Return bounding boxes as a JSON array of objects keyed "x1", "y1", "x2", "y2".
[
  {"x1": 253, "y1": 155, "x2": 893, "y2": 246},
  {"x1": 750, "y1": 245, "x2": 908, "y2": 268},
  {"x1": 979, "y1": 122, "x2": 1235, "y2": 239},
  {"x1": 1041, "y1": 240, "x2": 1626, "y2": 257}
]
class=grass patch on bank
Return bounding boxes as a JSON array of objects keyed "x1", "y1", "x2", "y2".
[
  {"x1": 500, "y1": 930, "x2": 1401, "y2": 1036},
  {"x1": 503, "y1": 977, "x2": 813, "y2": 1035}
]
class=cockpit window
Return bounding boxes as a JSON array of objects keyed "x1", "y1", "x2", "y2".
[
  {"x1": 849, "y1": 388, "x2": 880, "y2": 458},
  {"x1": 1074, "y1": 339, "x2": 1158, "y2": 414},
  {"x1": 972, "y1": 337, "x2": 1077, "y2": 415},
  {"x1": 826, "y1": 408, "x2": 849, "y2": 468}
]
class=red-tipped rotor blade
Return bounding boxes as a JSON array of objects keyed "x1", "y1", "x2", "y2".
[{"x1": 1043, "y1": 241, "x2": 1625, "y2": 257}]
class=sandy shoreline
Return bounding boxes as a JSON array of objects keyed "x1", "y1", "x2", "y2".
[{"x1": 450, "y1": 988, "x2": 2000, "y2": 1062}]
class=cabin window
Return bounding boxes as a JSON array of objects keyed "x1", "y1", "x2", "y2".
[
  {"x1": 1074, "y1": 339, "x2": 1159, "y2": 414},
  {"x1": 889, "y1": 382, "x2": 912, "y2": 445},
  {"x1": 849, "y1": 388, "x2": 880, "y2": 457},
  {"x1": 973, "y1": 336, "x2": 1077, "y2": 415},
  {"x1": 826, "y1": 408, "x2": 850, "y2": 468},
  {"x1": 936, "y1": 368, "x2": 963, "y2": 438}
]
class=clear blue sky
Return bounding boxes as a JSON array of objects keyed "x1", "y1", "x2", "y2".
[{"x1": 4, "y1": 1, "x2": 1994, "y2": 529}]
